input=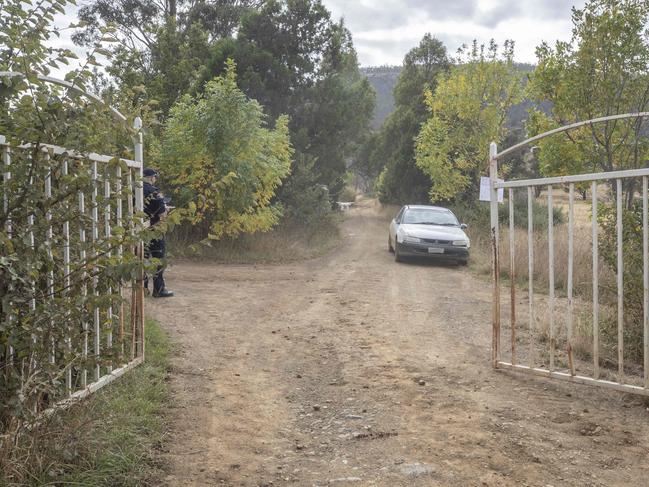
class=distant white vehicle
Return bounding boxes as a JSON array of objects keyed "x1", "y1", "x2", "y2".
[
  {"x1": 337, "y1": 202, "x2": 353, "y2": 211},
  {"x1": 388, "y1": 205, "x2": 470, "y2": 265}
]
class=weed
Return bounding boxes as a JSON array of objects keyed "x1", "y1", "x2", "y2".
[{"x1": 1, "y1": 320, "x2": 170, "y2": 487}]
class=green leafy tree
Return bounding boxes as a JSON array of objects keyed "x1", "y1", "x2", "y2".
[
  {"x1": 415, "y1": 40, "x2": 522, "y2": 202},
  {"x1": 76, "y1": 0, "x2": 373, "y2": 215},
  {"x1": 201, "y1": 0, "x2": 375, "y2": 208},
  {"x1": 75, "y1": 1, "x2": 264, "y2": 47},
  {"x1": 370, "y1": 34, "x2": 449, "y2": 204},
  {"x1": 525, "y1": 110, "x2": 595, "y2": 198},
  {"x1": 293, "y1": 20, "x2": 375, "y2": 200},
  {"x1": 527, "y1": 0, "x2": 649, "y2": 365},
  {"x1": 74, "y1": 1, "x2": 263, "y2": 118},
  {"x1": 182, "y1": 1, "x2": 266, "y2": 40},
  {"x1": 528, "y1": 0, "x2": 649, "y2": 206},
  {"x1": 159, "y1": 62, "x2": 292, "y2": 240},
  {"x1": 598, "y1": 203, "x2": 646, "y2": 363}
]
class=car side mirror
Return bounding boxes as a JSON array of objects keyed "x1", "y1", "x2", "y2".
[{"x1": 460, "y1": 223, "x2": 468, "y2": 229}]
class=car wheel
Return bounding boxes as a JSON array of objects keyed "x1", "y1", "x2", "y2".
[
  {"x1": 458, "y1": 259, "x2": 468, "y2": 266},
  {"x1": 395, "y1": 244, "x2": 403, "y2": 263},
  {"x1": 388, "y1": 235, "x2": 394, "y2": 253}
]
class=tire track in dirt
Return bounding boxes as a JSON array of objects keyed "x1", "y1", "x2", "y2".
[{"x1": 149, "y1": 200, "x2": 649, "y2": 486}]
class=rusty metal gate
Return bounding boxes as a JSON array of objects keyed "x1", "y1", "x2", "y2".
[{"x1": 490, "y1": 113, "x2": 649, "y2": 397}]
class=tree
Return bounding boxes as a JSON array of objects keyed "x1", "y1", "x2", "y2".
[
  {"x1": 415, "y1": 40, "x2": 522, "y2": 202},
  {"x1": 182, "y1": 1, "x2": 266, "y2": 41},
  {"x1": 75, "y1": 0, "x2": 374, "y2": 214},
  {"x1": 525, "y1": 110, "x2": 595, "y2": 198},
  {"x1": 527, "y1": 0, "x2": 649, "y2": 361},
  {"x1": 370, "y1": 34, "x2": 449, "y2": 204},
  {"x1": 527, "y1": 0, "x2": 649, "y2": 206},
  {"x1": 158, "y1": 62, "x2": 292, "y2": 240},
  {"x1": 293, "y1": 20, "x2": 376, "y2": 200},
  {"x1": 74, "y1": 0, "x2": 264, "y2": 48},
  {"x1": 73, "y1": 1, "x2": 263, "y2": 118},
  {"x1": 200, "y1": 0, "x2": 375, "y2": 208}
]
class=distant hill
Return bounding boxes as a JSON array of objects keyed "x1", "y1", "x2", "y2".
[
  {"x1": 361, "y1": 66, "x2": 401, "y2": 130},
  {"x1": 361, "y1": 63, "x2": 539, "y2": 130}
]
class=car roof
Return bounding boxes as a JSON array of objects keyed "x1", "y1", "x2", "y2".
[{"x1": 404, "y1": 205, "x2": 451, "y2": 212}]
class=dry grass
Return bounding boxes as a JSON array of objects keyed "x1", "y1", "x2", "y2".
[
  {"x1": 168, "y1": 215, "x2": 343, "y2": 264},
  {"x1": 468, "y1": 194, "x2": 645, "y2": 376},
  {"x1": 496, "y1": 224, "x2": 617, "y2": 301},
  {"x1": 0, "y1": 320, "x2": 170, "y2": 486}
]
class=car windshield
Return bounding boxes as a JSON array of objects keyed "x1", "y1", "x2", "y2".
[{"x1": 402, "y1": 209, "x2": 459, "y2": 226}]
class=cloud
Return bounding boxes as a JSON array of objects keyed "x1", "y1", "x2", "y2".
[
  {"x1": 403, "y1": 0, "x2": 478, "y2": 19},
  {"x1": 325, "y1": 0, "x2": 479, "y2": 31},
  {"x1": 531, "y1": 0, "x2": 582, "y2": 19},
  {"x1": 476, "y1": 1, "x2": 523, "y2": 28},
  {"x1": 322, "y1": 0, "x2": 587, "y2": 66}
]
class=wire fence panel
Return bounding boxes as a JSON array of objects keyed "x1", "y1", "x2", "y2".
[
  {"x1": 0, "y1": 136, "x2": 145, "y2": 420},
  {"x1": 490, "y1": 143, "x2": 649, "y2": 397}
]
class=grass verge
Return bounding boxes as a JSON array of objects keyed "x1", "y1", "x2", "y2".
[
  {"x1": 1, "y1": 320, "x2": 170, "y2": 487},
  {"x1": 168, "y1": 214, "x2": 343, "y2": 264}
]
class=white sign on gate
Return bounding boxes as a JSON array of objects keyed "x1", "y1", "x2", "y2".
[{"x1": 479, "y1": 176, "x2": 504, "y2": 202}]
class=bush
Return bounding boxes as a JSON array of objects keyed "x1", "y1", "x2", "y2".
[
  {"x1": 159, "y1": 61, "x2": 292, "y2": 241},
  {"x1": 598, "y1": 202, "x2": 645, "y2": 363},
  {"x1": 501, "y1": 194, "x2": 566, "y2": 229},
  {"x1": 339, "y1": 186, "x2": 357, "y2": 203},
  {"x1": 449, "y1": 196, "x2": 565, "y2": 233},
  {"x1": 282, "y1": 184, "x2": 332, "y2": 226},
  {"x1": 278, "y1": 154, "x2": 333, "y2": 226},
  {"x1": 374, "y1": 162, "x2": 432, "y2": 205}
]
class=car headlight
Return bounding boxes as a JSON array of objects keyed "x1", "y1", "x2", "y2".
[
  {"x1": 403, "y1": 236, "x2": 422, "y2": 244},
  {"x1": 453, "y1": 240, "x2": 469, "y2": 247}
]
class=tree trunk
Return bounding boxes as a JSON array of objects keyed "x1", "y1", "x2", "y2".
[
  {"x1": 625, "y1": 179, "x2": 636, "y2": 210},
  {"x1": 166, "y1": 0, "x2": 177, "y2": 20}
]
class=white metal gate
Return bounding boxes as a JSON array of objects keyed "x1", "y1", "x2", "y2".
[
  {"x1": 490, "y1": 113, "x2": 649, "y2": 397},
  {"x1": 1, "y1": 73, "x2": 146, "y2": 411}
]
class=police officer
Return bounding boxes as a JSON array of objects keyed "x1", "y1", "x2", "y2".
[{"x1": 143, "y1": 168, "x2": 174, "y2": 298}]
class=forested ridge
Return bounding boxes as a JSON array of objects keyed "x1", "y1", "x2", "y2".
[{"x1": 362, "y1": 62, "x2": 536, "y2": 131}]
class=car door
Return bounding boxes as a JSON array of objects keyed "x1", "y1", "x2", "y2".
[{"x1": 390, "y1": 207, "x2": 405, "y2": 245}]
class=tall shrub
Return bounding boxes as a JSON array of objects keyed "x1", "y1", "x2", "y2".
[{"x1": 159, "y1": 62, "x2": 293, "y2": 240}]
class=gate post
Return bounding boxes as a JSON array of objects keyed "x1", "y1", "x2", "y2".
[
  {"x1": 133, "y1": 117, "x2": 145, "y2": 360},
  {"x1": 490, "y1": 142, "x2": 500, "y2": 368}
]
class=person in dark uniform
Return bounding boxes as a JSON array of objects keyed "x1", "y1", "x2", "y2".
[{"x1": 143, "y1": 168, "x2": 174, "y2": 298}]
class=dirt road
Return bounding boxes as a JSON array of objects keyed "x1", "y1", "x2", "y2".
[{"x1": 149, "y1": 200, "x2": 649, "y2": 487}]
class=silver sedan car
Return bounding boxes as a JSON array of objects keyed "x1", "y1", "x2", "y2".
[{"x1": 388, "y1": 205, "x2": 470, "y2": 265}]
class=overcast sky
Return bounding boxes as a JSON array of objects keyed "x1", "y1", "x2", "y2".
[
  {"x1": 321, "y1": 0, "x2": 587, "y2": 65},
  {"x1": 52, "y1": 0, "x2": 587, "y2": 69}
]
